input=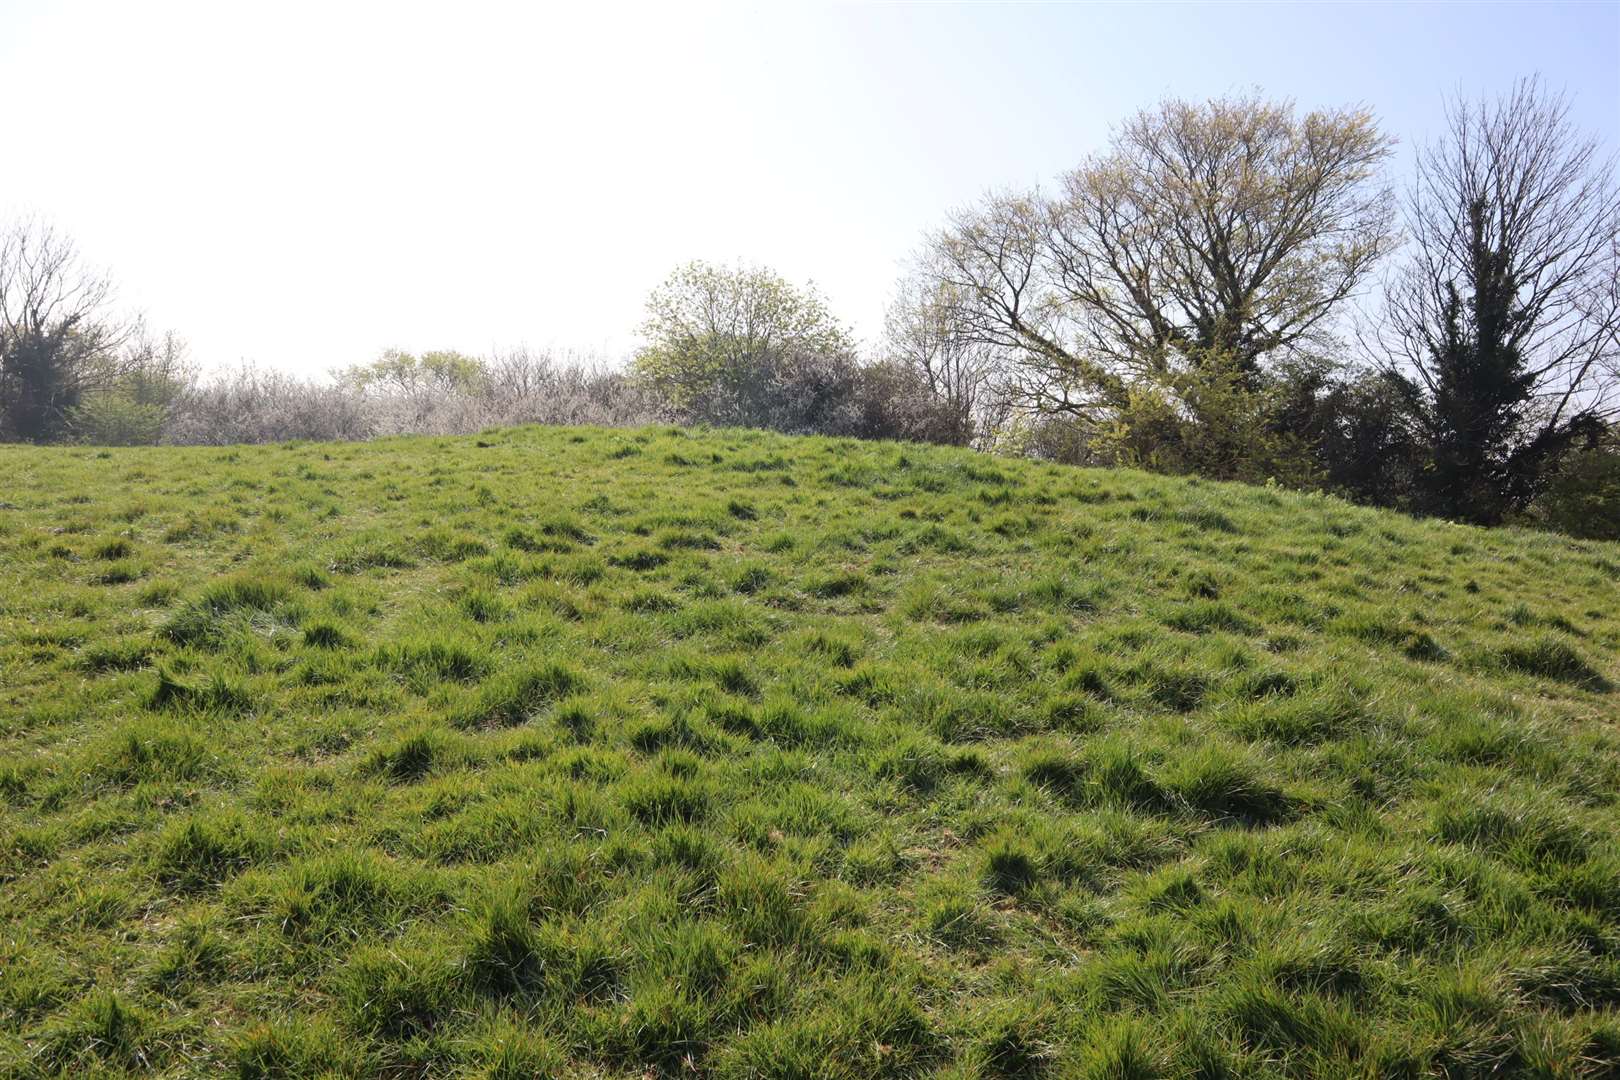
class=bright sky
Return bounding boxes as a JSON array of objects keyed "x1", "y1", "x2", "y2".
[{"x1": 2, "y1": 1, "x2": 1616, "y2": 376}]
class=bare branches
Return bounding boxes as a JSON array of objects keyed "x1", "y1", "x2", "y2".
[
  {"x1": 1051, "y1": 95, "x2": 1397, "y2": 372},
  {"x1": 883, "y1": 272, "x2": 1006, "y2": 445},
  {"x1": 0, "y1": 219, "x2": 114, "y2": 343},
  {"x1": 0, "y1": 219, "x2": 128, "y2": 441},
  {"x1": 918, "y1": 94, "x2": 1397, "y2": 424}
]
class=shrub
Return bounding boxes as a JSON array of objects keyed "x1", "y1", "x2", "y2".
[{"x1": 1525, "y1": 439, "x2": 1620, "y2": 540}]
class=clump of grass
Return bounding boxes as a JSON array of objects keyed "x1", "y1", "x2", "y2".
[
  {"x1": 610, "y1": 548, "x2": 669, "y2": 571},
  {"x1": 92, "y1": 537, "x2": 134, "y2": 560},
  {"x1": 1433, "y1": 795, "x2": 1589, "y2": 867},
  {"x1": 873, "y1": 734, "x2": 957, "y2": 792},
  {"x1": 807, "y1": 569, "x2": 867, "y2": 598},
  {"x1": 458, "y1": 587, "x2": 510, "y2": 623},
  {"x1": 454, "y1": 663, "x2": 584, "y2": 728},
  {"x1": 1226, "y1": 686, "x2": 1362, "y2": 746},
  {"x1": 329, "y1": 537, "x2": 415, "y2": 573},
  {"x1": 503, "y1": 524, "x2": 571, "y2": 554},
  {"x1": 233, "y1": 1017, "x2": 358, "y2": 1079},
  {"x1": 147, "y1": 666, "x2": 253, "y2": 714},
  {"x1": 461, "y1": 882, "x2": 552, "y2": 995},
  {"x1": 153, "y1": 810, "x2": 272, "y2": 891},
  {"x1": 1165, "y1": 600, "x2": 1256, "y2": 635},
  {"x1": 301, "y1": 620, "x2": 353, "y2": 649},
  {"x1": 624, "y1": 588, "x2": 679, "y2": 613},
  {"x1": 83, "y1": 720, "x2": 216, "y2": 788},
  {"x1": 92, "y1": 560, "x2": 145, "y2": 585},
  {"x1": 375, "y1": 636, "x2": 491, "y2": 690},
  {"x1": 623, "y1": 774, "x2": 712, "y2": 825},
  {"x1": 972, "y1": 1003, "x2": 1056, "y2": 1079},
  {"x1": 337, "y1": 937, "x2": 460, "y2": 1039},
  {"x1": 1335, "y1": 613, "x2": 1448, "y2": 661},
  {"x1": 238, "y1": 849, "x2": 443, "y2": 949},
  {"x1": 77, "y1": 638, "x2": 152, "y2": 673},
  {"x1": 1020, "y1": 744, "x2": 1089, "y2": 802},
  {"x1": 1161, "y1": 744, "x2": 1291, "y2": 824},
  {"x1": 0, "y1": 760, "x2": 39, "y2": 805},
  {"x1": 476, "y1": 1020, "x2": 567, "y2": 1079},
  {"x1": 32, "y1": 990, "x2": 159, "y2": 1073},
  {"x1": 731, "y1": 562, "x2": 773, "y2": 595},
  {"x1": 135, "y1": 579, "x2": 182, "y2": 606},
  {"x1": 161, "y1": 574, "x2": 297, "y2": 648},
  {"x1": 366, "y1": 726, "x2": 471, "y2": 783},
  {"x1": 711, "y1": 657, "x2": 758, "y2": 698},
  {"x1": 290, "y1": 564, "x2": 331, "y2": 590},
  {"x1": 1083, "y1": 740, "x2": 1173, "y2": 812},
  {"x1": 148, "y1": 920, "x2": 232, "y2": 991},
  {"x1": 1494, "y1": 636, "x2": 1608, "y2": 688},
  {"x1": 983, "y1": 833, "x2": 1042, "y2": 895},
  {"x1": 1220, "y1": 977, "x2": 1363, "y2": 1060},
  {"x1": 717, "y1": 855, "x2": 804, "y2": 948},
  {"x1": 920, "y1": 883, "x2": 1002, "y2": 952}
]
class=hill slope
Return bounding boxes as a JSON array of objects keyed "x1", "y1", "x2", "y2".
[{"x1": 1, "y1": 426, "x2": 1617, "y2": 1078}]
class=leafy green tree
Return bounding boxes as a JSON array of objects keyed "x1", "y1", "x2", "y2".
[
  {"x1": 633, "y1": 261, "x2": 856, "y2": 427},
  {"x1": 340, "y1": 349, "x2": 488, "y2": 395}
]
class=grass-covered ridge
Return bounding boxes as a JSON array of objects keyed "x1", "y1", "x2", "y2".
[{"x1": 1, "y1": 425, "x2": 1617, "y2": 1078}]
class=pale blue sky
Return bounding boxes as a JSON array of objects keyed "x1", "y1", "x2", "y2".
[{"x1": 2, "y1": 1, "x2": 1616, "y2": 374}]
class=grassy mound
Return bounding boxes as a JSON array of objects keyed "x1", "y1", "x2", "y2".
[{"x1": 1, "y1": 425, "x2": 1617, "y2": 1077}]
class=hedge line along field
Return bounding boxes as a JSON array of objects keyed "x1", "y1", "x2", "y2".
[{"x1": 0, "y1": 425, "x2": 1617, "y2": 1079}]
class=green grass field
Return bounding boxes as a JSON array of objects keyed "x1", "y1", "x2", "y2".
[{"x1": 1, "y1": 425, "x2": 1617, "y2": 1078}]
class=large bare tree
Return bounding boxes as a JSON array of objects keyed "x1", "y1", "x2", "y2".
[
  {"x1": 1381, "y1": 78, "x2": 1620, "y2": 523},
  {"x1": 925, "y1": 94, "x2": 1397, "y2": 419},
  {"x1": 0, "y1": 219, "x2": 125, "y2": 441}
]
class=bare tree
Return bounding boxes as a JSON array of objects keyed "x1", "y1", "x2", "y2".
[
  {"x1": 1381, "y1": 77, "x2": 1620, "y2": 524},
  {"x1": 926, "y1": 94, "x2": 1397, "y2": 420},
  {"x1": 884, "y1": 272, "x2": 1004, "y2": 445},
  {"x1": 0, "y1": 219, "x2": 127, "y2": 441}
]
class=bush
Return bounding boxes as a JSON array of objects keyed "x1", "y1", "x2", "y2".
[
  {"x1": 159, "y1": 351, "x2": 656, "y2": 446},
  {"x1": 69, "y1": 392, "x2": 167, "y2": 446},
  {"x1": 1524, "y1": 438, "x2": 1620, "y2": 540},
  {"x1": 164, "y1": 366, "x2": 374, "y2": 445},
  {"x1": 1307, "y1": 371, "x2": 1423, "y2": 509}
]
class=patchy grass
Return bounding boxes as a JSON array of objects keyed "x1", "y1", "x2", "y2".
[{"x1": 0, "y1": 424, "x2": 1617, "y2": 1077}]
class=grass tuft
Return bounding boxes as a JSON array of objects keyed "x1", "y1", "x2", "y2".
[{"x1": 1495, "y1": 635, "x2": 1609, "y2": 688}]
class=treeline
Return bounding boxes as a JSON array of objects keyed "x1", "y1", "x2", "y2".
[{"x1": 3, "y1": 79, "x2": 1616, "y2": 538}]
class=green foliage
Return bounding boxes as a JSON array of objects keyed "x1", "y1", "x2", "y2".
[
  {"x1": 632, "y1": 260, "x2": 860, "y2": 428},
  {"x1": 68, "y1": 391, "x2": 167, "y2": 445},
  {"x1": 1526, "y1": 438, "x2": 1620, "y2": 540},
  {"x1": 1089, "y1": 350, "x2": 1328, "y2": 486},
  {"x1": 340, "y1": 347, "x2": 488, "y2": 394},
  {"x1": 0, "y1": 425, "x2": 1615, "y2": 1076}
]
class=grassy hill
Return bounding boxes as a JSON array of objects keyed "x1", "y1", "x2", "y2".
[{"x1": 1, "y1": 425, "x2": 1617, "y2": 1079}]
